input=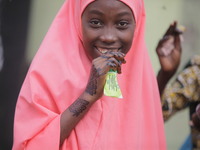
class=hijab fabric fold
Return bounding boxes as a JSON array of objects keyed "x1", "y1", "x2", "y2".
[{"x1": 12, "y1": 0, "x2": 166, "y2": 149}]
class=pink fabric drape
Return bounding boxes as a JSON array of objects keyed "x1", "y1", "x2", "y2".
[{"x1": 12, "y1": 0, "x2": 166, "y2": 149}]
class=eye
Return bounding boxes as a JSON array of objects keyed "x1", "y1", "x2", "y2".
[
  {"x1": 117, "y1": 20, "x2": 129, "y2": 29},
  {"x1": 89, "y1": 19, "x2": 103, "y2": 28}
]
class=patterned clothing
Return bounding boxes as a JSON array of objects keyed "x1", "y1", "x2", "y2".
[{"x1": 161, "y1": 55, "x2": 200, "y2": 150}]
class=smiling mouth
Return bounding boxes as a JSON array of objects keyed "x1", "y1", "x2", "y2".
[{"x1": 96, "y1": 47, "x2": 121, "y2": 54}]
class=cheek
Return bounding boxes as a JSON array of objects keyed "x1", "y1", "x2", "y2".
[
  {"x1": 82, "y1": 22, "x2": 91, "y2": 47},
  {"x1": 82, "y1": 31, "x2": 98, "y2": 60},
  {"x1": 82, "y1": 29, "x2": 96, "y2": 47},
  {"x1": 82, "y1": 29, "x2": 89, "y2": 46},
  {"x1": 126, "y1": 30, "x2": 134, "y2": 43},
  {"x1": 120, "y1": 31, "x2": 134, "y2": 52}
]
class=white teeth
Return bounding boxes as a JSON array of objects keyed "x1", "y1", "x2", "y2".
[
  {"x1": 97, "y1": 47, "x2": 118, "y2": 54},
  {"x1": 101, "y1": 50, "x2": 108, "y2": 54},
  {"x1": 98, "y1": 48, "x2": 108, "y2": 54}
]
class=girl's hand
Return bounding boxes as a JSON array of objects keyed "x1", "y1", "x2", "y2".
[
  {"x1": 156, "y1": 21, "x2": 182, "y2": 78},
  {"x1": 84, "y1": 51, "x2": 126, "y2": 101}
]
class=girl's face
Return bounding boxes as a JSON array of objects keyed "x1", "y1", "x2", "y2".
[{"x1": 81, "y1": 0, "x2": 136, "y2": 60}]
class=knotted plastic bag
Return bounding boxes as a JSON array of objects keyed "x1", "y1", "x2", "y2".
[{"x1": 104, "y1": 70, "x2": 123, "y2": 98}]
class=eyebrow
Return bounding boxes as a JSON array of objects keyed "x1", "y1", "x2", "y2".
[{"x1": 116, "y1": 11, "x2": 133, "y2": 17}]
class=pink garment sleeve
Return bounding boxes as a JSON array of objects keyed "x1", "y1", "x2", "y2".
[
  {"x1": 12, "y1": 72, "x2": 62, "y2": 150},
  {"x1": 13, "y1": 104, "x2": 61, "y2": 150},
  {"x1": 23, "y1": 116, "x2": 60, "y2": 149}
]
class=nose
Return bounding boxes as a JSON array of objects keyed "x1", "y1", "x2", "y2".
[{"x1": 99, "y1": 27, "x2": 117, "y2": 44}]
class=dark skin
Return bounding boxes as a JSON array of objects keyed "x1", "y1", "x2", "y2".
[
  {"x1": 60, "y1": 0, "x2": 135, "y2": 146},
  {"x1": 190, "y1": 104, "x2": 200, "y2": 131},
  {"x1": 157, "y1": 22, "x2": 200, "y2": 130},
  {"x1": 156, "y1": 21, "x2": 182, "y2": 95},
  {"x1": 192, "y1": 113, "x2": 200, "y2": 131}
]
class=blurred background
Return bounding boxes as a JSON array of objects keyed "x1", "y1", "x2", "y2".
[{"x1": 0, "y1": 0, "x2": 200, "y2": 149}]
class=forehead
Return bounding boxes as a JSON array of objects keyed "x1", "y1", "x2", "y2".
[{"x1": 82, "y1": 0, "x2": 134, "y2": 17}]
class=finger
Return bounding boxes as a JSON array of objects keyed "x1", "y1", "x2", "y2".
[
  {"x1": 97, "y1": 57, "x2": 120, "y2": 75},
  {"x1": 159, "y1": 35, "x2": 172, "y2": 44},
  {"x1": 173, "y1": 21, "x2": 177, "y2": 29},
  {"x1": 115, "y1": 51, "x2": 125, "y2": 57},
  {"x1": 114, "y1": 52, "x2": 125, "y2": 59},
  {"x1": 170, "y1": 21, "x2": 177, "y2": 35},
  {"x1": 157, "y1": 35, "x2": 173, "y2": 51},
  {"x1": 99, "y1": 55, "x2": 110, "y2": 60},
  {"x1": 157, "y1": 47, "x2": 173, "y2": 56},
  {"x1": 117, "y1": 65, "x2": 122, "y2": 74},
  {"x1": 93, "y1": 55, "x2": 109, "y2": 66},
  {"x1": 112, "y1": 51, "x2": 126, "y2": 64},
  {"x1": 108, "y1": 62, "x2": 117, "y2": 68},
  {"x1": 157, "y1": 37, "x2": 175, "y2": 56},
  {"x1": 107, "y1": 62, "x2": 118, "y2": 72},
  {"x1": 105, "y1": 51, "x2": 125, "y2": 58},
  {"x1": 96, "y1": 61, "x2": 110, "y2": 76},
  {"x1": 95, "y1": 54, "x2": 121, "y2": 68},
  {"x1": 103, "y1": 51, "x2": 126, "y2": 64},
  {"x1": 164, "y1": 21, "x2": 177, "y2": 36},
  {"x1": 108, "y1": 57, "x2": 121, "y2": 68},
  {"x1": 107, "y1": 57, "x2": 122, "y2": 73},
  {"x1": 113, "y1": 55, "x2": 126, "y2": 64},
  {"x1": 164, "y1": 24, "x2": 174, "y2": 36},
  {"x1": 174, "y1": 34, "x2": 182, "y2": 52},
  {"x1": 164, "y1": 25, "x2": 172, "y2": 36},
  {"x1": 95, "y1": 54, "x2": 115, "y2": 65}
]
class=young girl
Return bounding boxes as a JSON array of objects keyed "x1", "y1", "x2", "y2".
[{"x1": 12, "y1": 0, "x2": 166, "y2": 149}]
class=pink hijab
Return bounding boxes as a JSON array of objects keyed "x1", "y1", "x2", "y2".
[{"x1": 12, "y1": 0, "x2": 166, "y2": 149}]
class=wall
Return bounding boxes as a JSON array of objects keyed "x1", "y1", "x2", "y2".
[{"x1": 26, "y1": 0, "x2": 65, "y2": 61}]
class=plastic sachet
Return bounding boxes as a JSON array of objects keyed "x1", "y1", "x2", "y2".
[{"x1": 104, "y1": 69, "x2": 123, "y2": 98}]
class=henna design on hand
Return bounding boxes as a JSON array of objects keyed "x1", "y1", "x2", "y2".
[
  {"x1": 86, "y1": 65, "x2": 101, "y2": 95},
  {"x1": 69, "y1": 98, "x2": 89, "y2": 117}
]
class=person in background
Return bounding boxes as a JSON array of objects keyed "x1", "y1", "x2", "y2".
[{"x1": 157, "y1": 22, "x2": 200, "y2": 150}]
